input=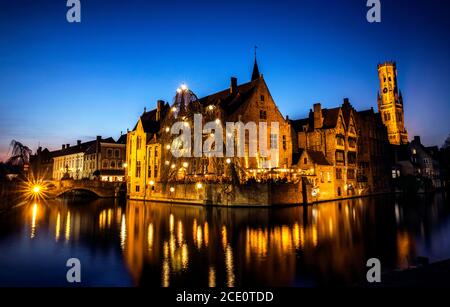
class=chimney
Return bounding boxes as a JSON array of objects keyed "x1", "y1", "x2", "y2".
[
  {"x1": 230, "y1": 77, "x2": 238, "y2": 94},
  {"x1": 37, "y1": 147, "x2": 42, "y2": 154},
  {"x1": 313, "y1": 103, "x2": 323, "y2": 129},
  {"x1": 62, "y1": 144, "x2": 65, "y2": 150},
  {"x1": 77, "y1": 140, "x2": 81, "y2": 146},
  {"x1": 156, "y1": 100, "x2": 164, "y2": 121},
  {"x1": 96, "y1": 135, "x2": 102, "y2": 141},
  {"x1": 66, "y1": 143, "x2": 70, "y2": 148},
  {"x1": 343, "y1": 98, "x2": 350, "y2": 105},
  {"x1": 414, "y1": 136, "x2": 421, "y2": 144}
]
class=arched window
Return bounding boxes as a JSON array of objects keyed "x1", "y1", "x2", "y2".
[
  {"x1": 102, "y1": 160, "x2": 108, "y2": 168},
  {"x1": 110, "y1": 161, "x2": 116, "y2": 168},
  {"x1": 114, "y1": 149, "x2": 120, "y2": 158},
  {"x1": 107, "y1": 149, "x2": 113, "y2": 158}
]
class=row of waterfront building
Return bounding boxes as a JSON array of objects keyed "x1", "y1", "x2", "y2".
[{"x1": 30, "y1": 59, "x2": 447, "y2": 204}]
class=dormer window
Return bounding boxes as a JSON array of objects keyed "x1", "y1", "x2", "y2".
[{"x1": 260, "y1": 95, "x2": 265, "y2": 101}]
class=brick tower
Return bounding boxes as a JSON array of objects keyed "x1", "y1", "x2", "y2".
[{"x1": 377, "y1": 62, "x2": 408, "y2": 145}]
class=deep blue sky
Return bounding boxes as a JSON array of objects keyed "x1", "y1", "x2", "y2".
[{"x1": 1, "y1": 0, "x2": 449, "y2": 161}]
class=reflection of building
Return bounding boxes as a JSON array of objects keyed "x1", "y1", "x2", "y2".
[{"x1": 377, "y1": 62, "x2": 408, "y2": 145}]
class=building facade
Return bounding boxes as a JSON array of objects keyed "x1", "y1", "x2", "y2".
[
  {"x1": 291, "y1": 101, "x2": 358, "y2": 199},
  {"x1": 83, "y1": 135, "x2": 127, "y2": 181},
  {"x1": 126, "y1": 60, "x2": 293, "y2": 200},
  {"x1": 50, "y1": 136, "x2": 126, "y2": 181}
]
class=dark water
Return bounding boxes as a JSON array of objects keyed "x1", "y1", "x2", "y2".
[{"x1": 0, "y1": 193, "x2": 450, "y2": 287}]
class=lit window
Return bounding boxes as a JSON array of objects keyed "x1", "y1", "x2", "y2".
[{"x1": 270, "y1": 134, "x2": 278, "y2": 149}]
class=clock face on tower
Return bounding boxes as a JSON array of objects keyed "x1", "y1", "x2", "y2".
[{"x1": 383, "y1": 87, "x2": 388, "y2": 94}]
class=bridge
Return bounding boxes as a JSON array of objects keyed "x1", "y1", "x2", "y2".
[{"x1": 46, "y1": 179, "x2": 125, "y2": 198}]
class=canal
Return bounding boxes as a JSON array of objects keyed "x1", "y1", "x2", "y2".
[{"x1": 0, "y1": 193, "x2": 449, "y2": 287}]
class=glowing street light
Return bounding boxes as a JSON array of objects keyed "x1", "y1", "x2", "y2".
[
  {"x1": 182, "y1": 162, "x2": 189, "y2": 168},
  {"x1": 196, "y1": 182, "x2": 203, "y2": 189},
  {"x1": 32, "y1": 185, "x2": 41, "y2": 194},
  {"x1": 226, "y1": 158, "x2": 231, "y2": 164}
]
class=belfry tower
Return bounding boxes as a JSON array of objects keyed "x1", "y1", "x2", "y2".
[{"x1": 377, "y1": 62, "x2": 408, "y2": 145}]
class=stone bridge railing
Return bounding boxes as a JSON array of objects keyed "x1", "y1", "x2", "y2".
[{"x1": 47, "y1": 179, "x2": 125, "y2": 198}]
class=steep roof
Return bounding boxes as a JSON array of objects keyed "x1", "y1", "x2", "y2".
[
  {"x1": 133, "y1": 102, "x2": 170, "y2": 134},
  {"x1": 322, "y1": 107, "x2": 341, "y2": 129},
  {"x1": 117, "y1": 134, "x2": 127, "y2": 144},
  {"x1": 51, "y1": 140, "x2": 96, "y2": 158},
  {"x1": 251, "y1": 58, "x2": 261, "y2": 81},
  {"x1": 198, "y1": 79, "x2": 259, "y2": 116},
  {"x1": 294, "y1": 149, "x2": 332, "y2": 166}
]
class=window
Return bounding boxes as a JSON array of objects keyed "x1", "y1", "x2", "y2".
[
  {"x1": 110, "y1": 161, "x2": 116, "y2": 168},
  {"x1": 136, "y1": 160, "x2": 141, "y2": 177},
  {"x1": 148, "y1": 163, "x2": 152, "y2": 178},
  {"x1": 282, "y1": 135, "x2": 286, "y2": 150},
  {"x1": 348, "y1": 152, "x2": 357, "y2": 165},
  {"x1": 154, "y1": 148, "x2": 158, "y2": 157},
  {"x1": 102, "y1": 160, "x2": 108, "y2": 168},
  {"x1": 270, "y1": 134, "x2": 278, "y2": 149},
  {"x1": 259, "y1": 110, "x2": 267, "y2": 120},
  {"x1": 107, "y1": 149, "x2": 113, "y2": 158},
  {"x1": 114, "y1": 149, "x2": 120, "y2": 158},
  {"x1": 348, "y1": 169, "x2": 355, "y2": 179},
  {"x1": 348, "y1": 137, "x2": 356, "y2": 148},
  {"x1": 336, "y1": 168, "x2": 342, "y2": 180},
  {"x1": 118, "y1": 161, "x2": 122, "y2": 168},
  {"x1": 303, "y1": 157, "x2": 308, "y2": 165},
  {"x1": 154, "y1": 164, "x2": 158, "y2": 178},
  {"x1": 135, "y1": 185, "x2": 140, "y2": 192},
  {"x1": 137, "y1": 136, "x2": 142, "y2": 150},
  {"x1": 336, "y1": 135, "x2": 345, "y2": 146},
  {"x1": 335, "y1": 151, "x2": 345, "y2": 163},
  {"x1": 327, "y1": 172, "x2": 332, "y2": 183},
  {"x1": 260, "y1": 95, "x2": 265, "y2": 101}
]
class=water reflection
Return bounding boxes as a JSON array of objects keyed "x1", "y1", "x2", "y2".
[{"x1": 0, "y1": 193, "x2": 449, "y2": 286}]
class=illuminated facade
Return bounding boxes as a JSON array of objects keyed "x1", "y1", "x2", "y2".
[
  {"x1": 291, "y1": 102, "x2": 359, "y2": 199},
  {"x1": 377, "y1": 62, "x2": 408, "y2": 145},
  {"x1": 51, "y1": 136, "x2": 126, "y2": 181},
  {"x1": 126, "y1": 60, "x2": 293, "y2": 201}
]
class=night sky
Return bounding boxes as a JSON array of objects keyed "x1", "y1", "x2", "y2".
[{"x1": 1, "y1": 0, "x2": 449, "y2": 161}]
